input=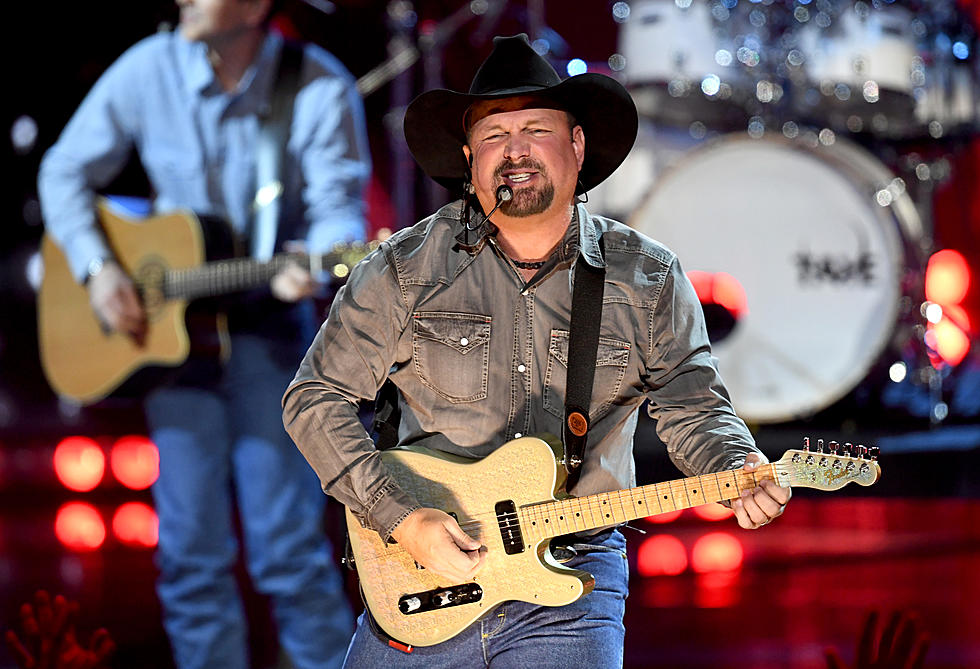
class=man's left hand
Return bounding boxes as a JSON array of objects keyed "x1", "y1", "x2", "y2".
[
  {"x1": 732, "y1": 452, "x2": 791, "y2": 530},
  {"x1": 271, "y1": 261, "x2": 315, "y2": 302}
]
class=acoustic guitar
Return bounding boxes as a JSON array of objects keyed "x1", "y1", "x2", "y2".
[
  {"x1": 346, "y1": 434, "x2": 881, "y2": 648},
  {"x1": 38, "y1": 202, "x2": 373, "y2": 404}
]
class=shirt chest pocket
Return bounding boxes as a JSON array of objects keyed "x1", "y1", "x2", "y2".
[
  {"x1": 412, "y1": 312, "x2": 492, "y2": 403},
  {"x1": 543, "y1": 329, "x2": 631, "y2": 421}
]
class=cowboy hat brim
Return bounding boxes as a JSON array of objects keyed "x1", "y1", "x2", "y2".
[{"x1": 404, "y1": 72, "x2": 638, "y2": 195}]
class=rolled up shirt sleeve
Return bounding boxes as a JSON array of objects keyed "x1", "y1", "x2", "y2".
[
  {"x1": 282, "y1": 244, "x2": 420, "y2": 542},
  {"x1": 644, "y1": 256, "x2": 761, "y2": 476}
]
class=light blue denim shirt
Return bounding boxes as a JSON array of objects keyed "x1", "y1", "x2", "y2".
[
  {"x1": 283, "y1": 201, "x2": 760, "y2": 542},
  {"x1": 39, "y1": 29, "x2": 370, "y2": 282}
]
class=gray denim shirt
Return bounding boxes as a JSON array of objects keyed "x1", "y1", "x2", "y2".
[{"x1": 282, "y1": 201, "x2": 760, "y2": 542}]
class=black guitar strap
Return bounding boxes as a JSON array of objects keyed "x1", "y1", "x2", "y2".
[
  {"x1": 562, "y1": 243, "x2": 606, "y2": 489},
  {"x1": 251, "y1": 40, "x2": 304, "y2": 260}
]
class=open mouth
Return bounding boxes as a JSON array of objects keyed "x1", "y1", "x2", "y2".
[{"x1": 502, "y1": 171, "x2": 537, "y2": 186}]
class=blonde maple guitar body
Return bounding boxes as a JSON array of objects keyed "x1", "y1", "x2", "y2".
[
  {"x1": 347, "y1": 435, "x2": 881, "y2": 648},
  {"x1": 38, "y1": 203, "x2": 373, "y2": 404}
]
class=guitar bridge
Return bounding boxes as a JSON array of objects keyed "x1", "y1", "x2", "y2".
[{"x1": 398, "y1": 583, "x2": 483, "y2": 615}]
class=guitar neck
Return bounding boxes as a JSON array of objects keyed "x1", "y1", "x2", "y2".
[
  {"x1": 520, "y1": 465, "x2": 777, "y2": 542},
  {"x1": 162, "y1": 253, "x2": 313, "y2": 300}
]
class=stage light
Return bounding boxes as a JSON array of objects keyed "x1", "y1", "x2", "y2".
[
  {"x1": 923, "y1": 302, "x2": 943, "y2": 324},
  {"x1": 701, "y1": 74, "x2": 721, "y2": 97},
  {"x1": 637, "y1": 534, "x2": 688, "y2": 577},
  {"x1": 712, "y1": 272, "x2": 747, "y2": 318},
  {"x1": 11, "y1": 115, "x2": 38, "y2": 154},
  {"x1": 888, "y1": 361, "x2": 907, "y2": 383},
  {"x1": 692, "y1": 503, "x2": 734, "y2": 521},
  {"x1": 930, "y1": 319, "x2": 970, "y2": 367},
  {"x1": 53, "y1": 437, "x2": 105, "y2": 492},
  {"x1": 26, "y1": 251, "x2": 43, "y2": 292},
  {"x1": 110, "y1": 435, "x2": 159, "y2": 490},
  {"x1": 925, "y1": 249, "x2": 970, "y2": 306},
  {"x1": 566, "y1": 59, "x2": 587, "y2": 77},
  {"x1": 112, "y1": 502, "x2": 158, "y2": 548},
  {"x1": 691, "y1": 532, "x2": 743, "y2": 573},
  {"x1": 55, "y1": 502, "x2": 106, "y2": 552},
  {"x1": 687, "y1": 270, "x2": 713, "y2": 303},
  {"x1": 646, "y1": 509, "x2": 683, "y2": 524}
]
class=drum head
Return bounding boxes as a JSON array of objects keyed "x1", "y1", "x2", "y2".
[{"x1": 631, "y1": 135, "x2": 921, "y2": 423}]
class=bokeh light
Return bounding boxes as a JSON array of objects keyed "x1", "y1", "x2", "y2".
[{"x1": 53, "y1": 437, "x2": 105, "y2": 492}]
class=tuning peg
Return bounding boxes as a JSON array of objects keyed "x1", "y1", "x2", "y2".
[
  {"x1": 842, "y1": 442, "x2": 853, "y2": 456},
  {"x1": 856, "y1": 445, "x2": 868, "y2": 459},
  {"x1": 828, "y1": 440, "x2": 839, "y2": 454},
  {"x1": 868, "y1": 446, "x2": 879, "y2": 461},
  {"x1": 803, "y1": 437, "x2": 810, "y2": 452},
  {"x1": 817, "y1": 438, "x2": 824, "y2": 452}
]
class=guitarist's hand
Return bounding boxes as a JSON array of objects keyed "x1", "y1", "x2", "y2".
[
  {"x1": 390, "y1": 508, "x2": 487, "y2": 583},
  {"x1": 732, "y1": 452, "x2": 791, "y2": 530},
  {"x1": 88, "y1": 261, "x2": 147, "y2": 346},
  {"x1": 271, "y1": 262, "x2": 315, "y2": 302}
]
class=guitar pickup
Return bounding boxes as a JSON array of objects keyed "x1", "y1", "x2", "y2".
[{"x1": 397, "y1": 584, "x2": 483, "y2": 615}]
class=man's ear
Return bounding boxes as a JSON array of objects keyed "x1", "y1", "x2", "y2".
[
  {"x1": 572, "y1": 125, "x2": 585, "y2": 171},
  {"x1": 462, "y1": 145, "x2": 473, "y2": 167}
]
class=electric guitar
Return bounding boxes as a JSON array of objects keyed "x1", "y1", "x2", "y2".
[
  {"x1": 346, "y1": 434, "x2": 881, "y2": 648},
  {"x1": 38, "y1": 202, "x2": 374, "y2": 404}
]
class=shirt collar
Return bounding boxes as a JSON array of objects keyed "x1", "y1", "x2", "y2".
[
  {"x1": 181, "y1": 30, "x2": 281, "y2": 98},
  {"x1": 451, "y1": 200, "x2": 606, "y2": 268}
]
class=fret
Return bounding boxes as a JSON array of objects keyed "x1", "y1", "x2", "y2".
[{"x1": 616, "y1": 490, "x2": 630, "y2": 522}]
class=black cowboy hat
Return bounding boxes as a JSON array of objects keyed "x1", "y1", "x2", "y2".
[{"x1": 404, "y1": 33, "x2": 638, "y2": 195}]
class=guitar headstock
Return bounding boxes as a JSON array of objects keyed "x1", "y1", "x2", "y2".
[{"x1": 774, "y1": 437, "x2": 881, "y2": 491}]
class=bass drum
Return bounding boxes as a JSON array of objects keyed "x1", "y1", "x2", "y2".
[{"x1": 630, "y1": 134, "x2": 925, "y2": 423}]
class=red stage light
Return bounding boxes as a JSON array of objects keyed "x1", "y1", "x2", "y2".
[
  {"x1": 646, "y1": 509, "x2": 683, "y2": 524},
  {"x1": 687, "y1": 270, "x2": 713, "y2": 303},
  {"x1": 637, "y1": 534, "x2": 688, "y2": 576},
  {"x1": 686, "y1": 271, "x2": 748, "y2": 318},
  {"x1": 112, "y1": 502, "x2": 158, "y2": 548},
  {"x1": 692, "y1": 503, "x2": 734, "y2": 521},
  {"x1": 691, "y1": 532, "x2": 744, "y2": 573},
  {"x1": 712, "y1": 272, "x2": 748, "y2": 318},
  {"x1": 55, "y1": 502, "x2": 106, "y2": 551},
  {"x1": 110, "y1": 435, "x2": 160, "y2": 490},
  {"x1": 930, "y1": 319, "x2": 971, "y2": 367},
  {"x1": 925, "y1": 249, "x2": 971, "y2": 306},
  {"x1": 53, "y1": 437, "x2": 105, "y2": 492}
]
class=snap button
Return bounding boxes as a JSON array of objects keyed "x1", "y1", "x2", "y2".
[
  {"x1": 517, "y1": 364, "x2": 526, "y2": 373},
  {"x1": 514, "y1": 433, "x2": 522, "y2": 439},
  {"x1": 460, "y1": 337, "x2": 469, "y2": 346}
]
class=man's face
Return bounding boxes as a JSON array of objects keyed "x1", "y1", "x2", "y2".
[
  {"x1": 463, "y1": 103, "x2": 585, "y2": 220},
  {"x1": 175, "y1": 0, "x2": 267, "y2": 44}
]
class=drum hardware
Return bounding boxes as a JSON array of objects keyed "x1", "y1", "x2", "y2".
[{"x1": 614, "y1": 0, "x2": 980, "y2": 141}]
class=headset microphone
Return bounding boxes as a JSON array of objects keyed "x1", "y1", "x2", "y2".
[{"x1": 484, "y1": 185, "x2": 513, "y2": 221}]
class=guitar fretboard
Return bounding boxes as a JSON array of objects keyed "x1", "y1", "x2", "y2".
[
  {"x1": 519, "y1": 464, "x2": 779, "y2": 541},
  {"x1": 161, "y1": 254, "x2": 310, "y2": 300}
]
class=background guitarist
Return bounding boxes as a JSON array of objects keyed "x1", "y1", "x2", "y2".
[
  {"x1": 283, "y1": 34, "x2": 792, "y2": 667},
  {"x1": 36, "y1": 0, "x2": 370, "y2": 667}
]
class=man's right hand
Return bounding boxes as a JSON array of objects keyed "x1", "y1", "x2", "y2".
[
  {"x1": 390, "y1": 508, "x2": 487, "y2": 583},
  {"x1": 87, "y1": 261, "x2": 147, "y2": 345}
]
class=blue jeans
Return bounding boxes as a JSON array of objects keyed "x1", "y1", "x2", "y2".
[
  {"x1": 145, "y1": 331, "x2": 353, "y2": 669},
  {"x1": 342, "y1": 530, "x2": 628, "y2": 668}
]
